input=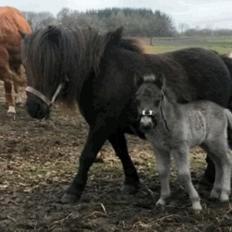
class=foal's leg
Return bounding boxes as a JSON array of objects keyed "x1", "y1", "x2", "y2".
[
  {"x1": 217, "y1": 150, "x2": 231, "y2": 202},
  {"x1": 62, "y1": 122, "x2": 113, "y2": 203},
  {"x1": 109, "y1": 133, "x2": 140, "y2": 193},
  {"x1": 209, "y1": 158, "x2": 222, "y2": 199},
  {"x1": 172, "y1": 147, "x2": 202, "y2": 211},
  {"x1": 206, "y1": 141, "x2": 231, "y2": 202},
  {"x1": 203, "y1": 146, "x2": 222, "y2": 199},
  {"x1": 155, "y1": 151, "x2": 171, "y2": 207}
]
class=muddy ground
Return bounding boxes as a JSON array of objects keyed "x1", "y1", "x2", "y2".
[{"x1": 0, "y1": 89, "x2": 232, "y2": 232}]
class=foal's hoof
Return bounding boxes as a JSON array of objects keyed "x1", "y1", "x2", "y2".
[
  {"x1": 156, "y1": 198, "x2": 166, "y2": 207},
  {"x1": 210, "y1": 189, "x2": 220, "y2": 199},
  {"x1": 61, "y1": 193, "x2": 80, "y2": 204},
  {"x1": 121, "y1": 183, "x2": 140, "y2": 194},
  {"x1": 155, "y1": 199, "x2": 166, "y2": 211},
  {"x1": 192, "y1": 201, "x2": 202, "y2": 213},
  {"x1": 220, "y1": 193, "x2": 230, "y2": 202}
]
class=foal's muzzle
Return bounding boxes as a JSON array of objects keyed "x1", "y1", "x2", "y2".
[{"x1": 139, "y1": 110, "x2": 156, "y2": 131}]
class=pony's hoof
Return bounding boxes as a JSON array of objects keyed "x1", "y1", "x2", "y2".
[
  {"x1": 121, "y1": 183, "x2": 140, "y2": 194},
  {"x1": 61, "y1": 193, "x2": 80, "y2": 204}
]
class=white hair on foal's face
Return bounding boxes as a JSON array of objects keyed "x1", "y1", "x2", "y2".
[{"x1": 143, "y1": 74, "x2": 156, "y2": 82}]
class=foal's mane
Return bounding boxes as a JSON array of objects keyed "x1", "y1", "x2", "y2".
[{"x1": 23, "y1": 25, "x2": 143, "y2": 106}]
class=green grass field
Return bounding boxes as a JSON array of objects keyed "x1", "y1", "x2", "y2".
[{"x1": 144, "y1": 36, "x2": 232, "y2": 54}]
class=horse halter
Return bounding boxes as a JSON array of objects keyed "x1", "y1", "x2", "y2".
[
  {"x1": 26, "y1": 83, "x2": 63, "y2": 107},
  {"x1": 141, "y1": 109, "x2": 154, "y2": 117},
  {"x1": 140, "y1": 94, "x2": 170, "y2": 131}
]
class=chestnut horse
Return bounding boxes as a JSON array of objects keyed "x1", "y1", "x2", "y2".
[{"x1": 0, "y1": 6, "x2": 31, "y2": 113}]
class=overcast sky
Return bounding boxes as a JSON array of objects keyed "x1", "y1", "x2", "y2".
[{"x1": 2, "y1": 0, "x2": 232, "y2": 29}]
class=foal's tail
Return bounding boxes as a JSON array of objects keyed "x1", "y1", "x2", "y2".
[
  {"x1": 225, "y1": 109, "x2": 232, "y2": 148},
  {"x1": 221, "y1": 55, "x2": 232, "y2": 111},
  {"x1": 225, "y1": 109, "x2": 232, "y2": 130}
]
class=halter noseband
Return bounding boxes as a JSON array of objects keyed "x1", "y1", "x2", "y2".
[
  {"x1": 141, "y1": 109, "x2": 154, "y2": 117},
  {"x1": 26, "y1": 83, "x2": 63, "y2": 107},
  {"x1": 140, "y1": 93, "x2": 169, "y2": 131}
]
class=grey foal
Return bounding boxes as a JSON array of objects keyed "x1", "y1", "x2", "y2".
[{"x1": 136, "y1": 74, "x2": 232, "y2": 211}]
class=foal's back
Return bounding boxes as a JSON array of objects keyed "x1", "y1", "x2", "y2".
[{"x1": 177, "y1": 100, "x2": 229, "y2": 147}]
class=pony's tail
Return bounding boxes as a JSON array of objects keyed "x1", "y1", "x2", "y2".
[{"x1": 221, "y1": 55, "x2": 232, "y2": 79}]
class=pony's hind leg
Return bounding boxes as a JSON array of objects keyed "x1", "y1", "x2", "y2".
[
  {"x1": 109, "y1": 133, "x2": 140, "y2": 193},
  {"x1": 154, "y1": 150, "x2": 171, "y2": 207},
  {"x1": 171, "y1": 146, "x2": 202, "y2": 211}
]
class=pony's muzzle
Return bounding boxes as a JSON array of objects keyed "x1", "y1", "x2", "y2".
[
  {"x1": 140, "y1": 116, "x2": 153, "y2": 131},
  {"x1": 26, "y1": 93, "x2": 50, "y2": 119}
]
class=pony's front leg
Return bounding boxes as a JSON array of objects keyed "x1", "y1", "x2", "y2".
[
  {"x1": 61, "y1": 123, "x2": 110, "y2": 203},
  {"x1": 172, "y1": 147, "x2": 202, "y2": 212},
  {"x1": 109, "y1": 133, "x2": 140, "y2": 193},
  {"x1": 155, "y1": 151, "x2": 171, "y2": 207}
]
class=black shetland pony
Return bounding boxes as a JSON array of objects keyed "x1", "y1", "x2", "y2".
[{"x1": 22, "y1": 25, "x2": 232, "y2": 203}]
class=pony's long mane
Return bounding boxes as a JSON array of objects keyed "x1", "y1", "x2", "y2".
[{"x1": 23, "y1": 25, "x2": 143, "y2": 106}]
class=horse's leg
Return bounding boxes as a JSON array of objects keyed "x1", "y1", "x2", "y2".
[
  {"x1": 172, "y1": 147, "x2": 202, "y2": 211},
  {"x1": 108, "y1": 133, "x2": 140, "y2": 193},
  {"x1": 4, "y1": 80, "x2": 16, "y2": 114},
  {"x1": 14, "y1": 82, "x2": 23, "y2": 105},
  {"x1": 61, "y1": 122, "x2": 114, "y2": 203},
  {"x1": 155, "y1": 151, "x2": 171, "y2": 207},
  {"x1": 14, "y1": 65, "x2": 26, "y2": 105}
]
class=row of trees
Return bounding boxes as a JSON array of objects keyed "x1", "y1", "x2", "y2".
[
  {"x1": 23, "y1": 8, "x2": 176, "y2": 40},
  {"x1": 23, "y1": 8, "x2": 232, "y2": 39}
]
